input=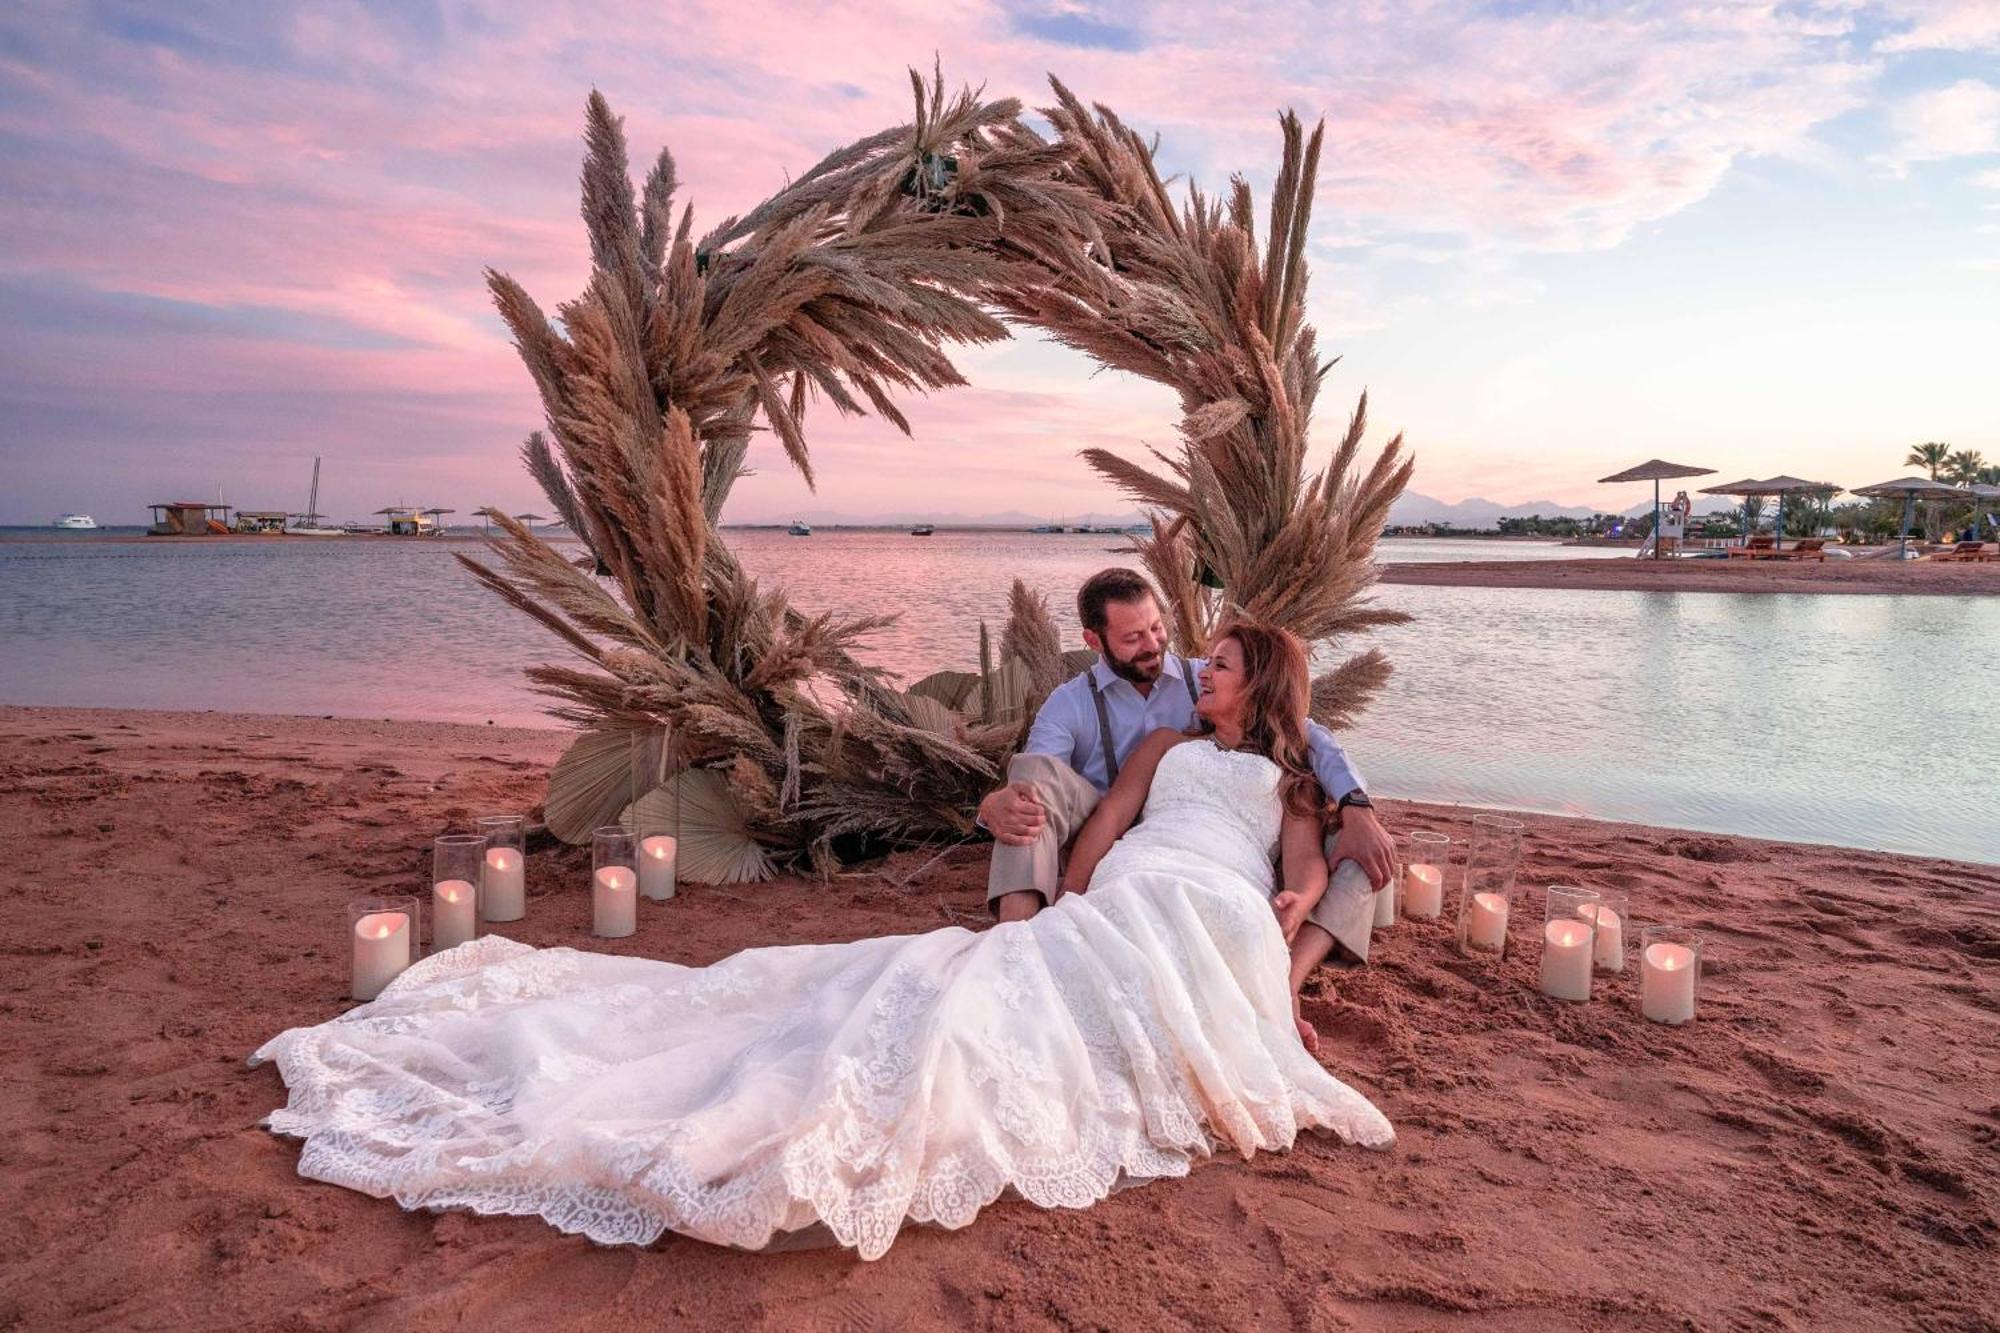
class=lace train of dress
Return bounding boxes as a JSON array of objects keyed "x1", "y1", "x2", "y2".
[{"x1": 251, "y1": 741, "x2": 1394, "y2": 1259}]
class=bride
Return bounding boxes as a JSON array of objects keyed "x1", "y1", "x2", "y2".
[{"x1": 253, "y1": 619, "x2": 1394, "y2": 1260}]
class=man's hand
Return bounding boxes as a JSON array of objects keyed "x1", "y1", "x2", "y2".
[
  {"x1": 1329, "y1": 804, "x2": 1396, "y2": 890},
  {"x1": 1272, "y1": 890, "x2": 1311, "y2": 943},
  {"x1": 980, "y1": 780, "x2": 1047, "y2": 846}
]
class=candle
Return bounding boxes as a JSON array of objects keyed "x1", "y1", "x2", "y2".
[
  {"x1": 432, "y1": 878, "x2": 477, "y2": 950},
  {"x1": 1579, "y1": 902, "x2": 1624, "y2": 972},
  {"x1": 639, "y1": 835, "x2": 678, "y2": 901},
  {"x1": 483, "y1": 847, "x2": 525, "y2": 922},
  {"x1": 1540, "y1": 919, "x2": 1594, "y2": 1001},
  {"x1": 1403, "y1": 863, "x2": 1444, "y2": 918},
  {"x1": 1641, "y1": 942, "x2": 1698, "y2": 1024},
  {"x1": 351, "y1": 910, "x2": 410, "y2": 1001},
  {"x1": 1464, "y1": 891, "x2": 1509, "y2": 952},
  {"x1": 593, "y1": 865, "x2": 637, "y2": 937},
  {"x1": 1372, "y1": 876, "x2": 1395, "y2": 929}
]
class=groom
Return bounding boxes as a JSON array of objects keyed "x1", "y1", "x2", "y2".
[{"x1": 978, "y1": 568, "x2": 1396, "y2": 964}]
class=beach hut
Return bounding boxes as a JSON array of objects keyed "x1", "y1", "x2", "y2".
[
  {"x1": 1598, "y1": 460, "x2": 1715, "y2": 558},
  {"x1": 421, "y1": 507, "x2": 456, "y2": 536},
  {"x1": 232, "y1": 510, "x2": 290, "y2": 535},
  {"x1": 375, "y1": 507, "x2": 441, "y2": 536},
  {"x1": 1851, "y1": 477, "x2": 1973, "y2": 558},
  {"x1": 146, "y1": 501, "x2": 233, "y2": 536}
]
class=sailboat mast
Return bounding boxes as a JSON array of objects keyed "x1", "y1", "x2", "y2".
[{"x1": 306, "y1": 456, "x2": 321, "y2": 526}]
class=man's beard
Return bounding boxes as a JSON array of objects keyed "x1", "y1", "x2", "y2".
[{"x1": 1103, "y1": 643, "x2": 1164, "y2": 685}]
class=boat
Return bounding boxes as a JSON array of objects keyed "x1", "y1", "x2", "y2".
[
  {"x1": 788, "y1": 519, "x2": 812, "y2": 536},
  {"x1": 51, "y1": 513, "x2": 98, "y2": 530},
  {"x1": 1030, "y1": 522, "x2": 1062, "y2": 534},
  {"x1": 287, "y1": 457, "x2": 346, "y2": 536},
  {"x1": 911, "y1": 523, "x2": 935, "y2": 537}
]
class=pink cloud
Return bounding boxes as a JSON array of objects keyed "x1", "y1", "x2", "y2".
[{"x1": 0, "y1": 1, "x2": 1975, "y2": 524}]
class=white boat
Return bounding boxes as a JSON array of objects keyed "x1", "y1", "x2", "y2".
[
  {"x1": 286, "y1": 456, "x2": 347, "y2": 535},
  {"x1": 52, "y1": 513, "x2": 98, "y2": 530},
  {"x1": 788, "y1": 519, "x2": 812, "y2": 536}
]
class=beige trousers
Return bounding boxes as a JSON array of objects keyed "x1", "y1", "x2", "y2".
[
  {"x1": 985, "y1": 752, "x2": 1379, "y2": 965},
  {"x1": 985, "y1": 753, "x2": 1102, "y2": 909}
]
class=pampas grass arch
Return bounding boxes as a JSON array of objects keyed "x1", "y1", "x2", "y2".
[{"x1": 460, "y1": 68, "x2": 1413, "y2": 881}]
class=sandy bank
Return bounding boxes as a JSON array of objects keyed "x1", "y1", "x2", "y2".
[
  {"x1": 1, "y1": 705, "x2": 1995, "y2": 1330},
  {"x1": 1380, "y1": 557, "x2": 1998, "y2": 596}
]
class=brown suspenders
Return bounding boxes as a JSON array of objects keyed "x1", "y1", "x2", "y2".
[{"x1": 1084, "y1": 658, "x2": 1200, "y2": 785}]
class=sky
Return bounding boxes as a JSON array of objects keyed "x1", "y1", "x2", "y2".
[{"x1": 1, "y1": 0, "x2": 1997, "y2": 526}]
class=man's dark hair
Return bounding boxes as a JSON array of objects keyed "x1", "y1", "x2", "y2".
[{"x1": 1077, "y1": 567, "x2": 1159, "y2": 634}]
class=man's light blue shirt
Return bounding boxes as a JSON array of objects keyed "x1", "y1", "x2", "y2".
[{"x1": 1021, "y1": 653, "x2": 1364, "y2": 800}]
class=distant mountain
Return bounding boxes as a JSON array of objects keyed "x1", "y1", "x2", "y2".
[
  {"x1": 728, "y1": 508, "x2": 1149, "y2": 528},
  {"x1": 728, "y1": 492, "x2": 1743, "y2": 532},
  {"x1": 1386, "y1": 491, "x2": 1740, "y2": 529}
]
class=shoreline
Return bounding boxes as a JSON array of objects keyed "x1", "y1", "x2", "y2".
[
  {"x1": 1380, "y1": 556, "x2": 1998, "y2": 595},
  {"x1": 2, "y1": 704, "x2": 1995, "y2": 1329}
]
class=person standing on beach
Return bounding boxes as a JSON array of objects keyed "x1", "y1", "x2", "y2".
[{"x1": 977, "y1": 568, "x2": 1397, "y2": 973}]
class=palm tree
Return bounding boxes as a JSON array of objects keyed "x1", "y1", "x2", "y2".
[
  {"x1": 1905, "y1": 441, "x2": 1952, "y2": 479},
  {"x1": 1978, "y1": 465, "x2": 2000, "y2": 487},
  {"x1": 1943, "y1": 450, "x2": 1986, "y2": 485}
]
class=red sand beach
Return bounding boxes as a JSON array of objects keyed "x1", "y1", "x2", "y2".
[{"x1": 1, "y1": 705, "x2": 1995, "y2": 1331}]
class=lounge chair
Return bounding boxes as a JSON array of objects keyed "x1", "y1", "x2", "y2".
[
  {"x1": 1726, "y1": 535, "x2": 1777, "y2": 559},
  {"x1": 1934, "y1": 541, "x2": 1994, "y2": 563},
  {"x1": 1783, "y1": 538, "x2": 1828, "y2": 562}
]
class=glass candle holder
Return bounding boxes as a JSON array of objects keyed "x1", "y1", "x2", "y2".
[
  {"x1": 1540, "y1": 885, "x2": 1602, "y2": 1002},
  {"x1": 1639, "y1": 925, "x2": 1702, "y2": 1024},
  {"x1": 430, "y1": 833, "x2": 485, "y2": 952},
  {"x1": 477, "y1": 814, "x2": 527, "y2": 923},
  {"x1": 1402, "y1": 832, "x2": 1450, "y2": 919},
  {"x1": 1457, "y1": 815, "x2": 1525, "y2": 959},
  {"x1": 591, "y1": 825, "x2": 638, "y2": 938},
  {"x1": 1578, "y1": 893, "x2": 1628, "y2": 974},
  {"x1": 349, "y1": 895, "x2": 418, "y2": 1002},
  {"x1": 628, "y1": 727, "x2": 681, "y2": 902}
]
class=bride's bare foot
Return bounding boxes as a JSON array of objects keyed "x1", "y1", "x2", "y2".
[{"x1": 1292, "y1": 994, "x2": 1321, "y2": 1052}]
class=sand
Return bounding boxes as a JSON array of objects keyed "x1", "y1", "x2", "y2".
[
  {"x1": 1, "y1": 704, "x2": 1995, "y2": 1331},
  {"x1": 1380, "y1": 557, "x2": 1999, "y2": 596}
]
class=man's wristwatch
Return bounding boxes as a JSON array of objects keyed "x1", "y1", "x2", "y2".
[{"x1": 1335, "y1": 789, "x2": 1373, "y2": 813}]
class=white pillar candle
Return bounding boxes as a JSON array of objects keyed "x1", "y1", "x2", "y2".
[
  {"x1": 639, "y1": 835, "x2": 678, "y2": 901},
  {"x1": 1403, "y1": 863, "x2": 1444, "y2": 918},
  {"x1": 1641, "y1": 942, "x2": 1698, "y2": 1024},
  {"x1": 483, "y1": 847, "x2": 525, "y2": 922},
  {"x1": 1578, "y1": 902, "x2": 1624, "y2": 972},
  {"x1": 351, "y1": 910, "x2": 411, "y2": 1001},
  {"x1": 432, "y1": 878, "x2": 477, "y2": 951},
  {"x1": 1372, "y1": 877, "x2": 1395, "y2": 928},
  {"x1": 1540, "y1": 919, "x2": 1594, "y2": 1001},
  {"x1": 1465, "y1": 891, "x2": 1509, "y2": 951},
  {"x1": 593, "y1": 865, "x2": 637, "y2": 938}
]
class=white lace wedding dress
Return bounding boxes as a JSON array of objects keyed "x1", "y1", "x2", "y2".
[{"x1": 252, "y1": 738, "x2": 1394, "y2": 1259}]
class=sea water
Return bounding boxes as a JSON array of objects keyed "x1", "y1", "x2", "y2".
[{"x1": 1, "y1": 529, "x2": 1992, "y2": 862}]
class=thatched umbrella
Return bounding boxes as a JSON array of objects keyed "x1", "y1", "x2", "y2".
[
  {"x1": 1851, "y1": 477, "x2": 1972, "y2": 557},
  {"x1": 1698, "y1": 476, "x2": 1840, "y2": 550},
  {"x1": 1599, "y1": 459, "x2": 1715, "y2": 558},
  {"x1": 1750, "y1": 476, "x2": 1841, "y2": 551},
  {"x1": 1698, "y1": 478, "x2": 1769, "y2": 544}
]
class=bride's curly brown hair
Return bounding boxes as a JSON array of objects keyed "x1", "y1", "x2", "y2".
[{"x1": 1198, "y1": 619, "x2": 1328, "y2": 820}]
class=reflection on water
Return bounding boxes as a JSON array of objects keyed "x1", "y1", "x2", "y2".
[{"x1": 1, "y1": 530, "x2": 1992, "y2": 862}]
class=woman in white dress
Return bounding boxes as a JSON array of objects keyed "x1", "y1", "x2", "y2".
[{"x1": 252, "y1": 620, "x2": 1393, "y2": 1260}]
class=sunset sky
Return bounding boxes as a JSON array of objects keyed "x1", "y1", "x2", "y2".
[{"x1": 2, "y1": 0, "x2": 1997, "y2": 526}]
